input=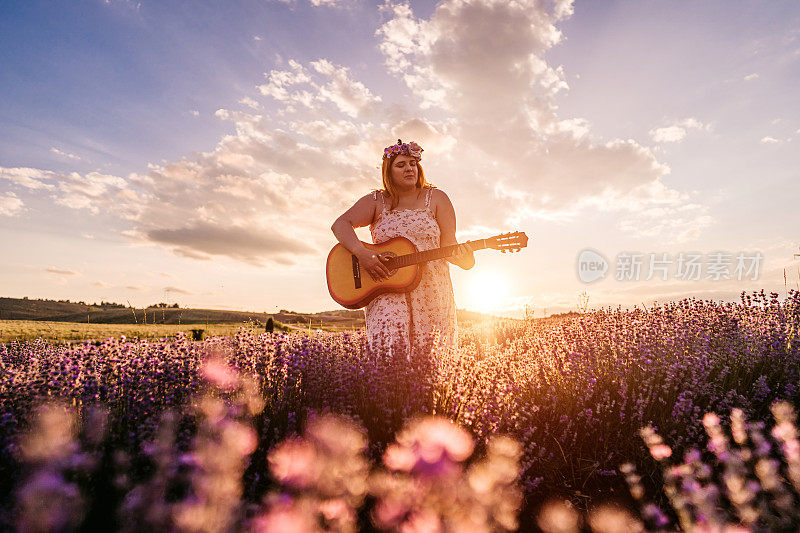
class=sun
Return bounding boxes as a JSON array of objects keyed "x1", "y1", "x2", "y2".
[{"x1": 463, "y1": 270, "x2": 510, "y2": 314}]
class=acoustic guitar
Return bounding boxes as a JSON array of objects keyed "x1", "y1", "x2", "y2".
[{"x1": 326, "y1": 232, "x2": 528, "y2": 309}]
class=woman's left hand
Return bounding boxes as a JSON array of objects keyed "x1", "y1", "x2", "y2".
[
  {"x1": 450, "y1": 242, "x2": 475, "y2": 270},
  {"x1": 453, "y1": 242, "x2": 474, "y2": 259}
]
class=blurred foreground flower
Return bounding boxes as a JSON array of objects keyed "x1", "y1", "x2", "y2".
[
  {"x1": 629, "y1": 401, "x2": 800, "y2": 531},
  {"x1": 537, "y1": 500, "x2": 581, "y2": 533},
  {"x1": 15, "y1": 404, "x2": 86, "y2": 533},
  {"x1": 121, "y1": 350, "x2": 264, "y2": 533},
  {"x1": 587, "y1": 504, "x2": 643, "y2": 533},
  {"x1": 255, "y1": 414, "x2": 368, "y2": 533},
  {"x1": 371, "y1": 417, "x2": 522, "y2": 532}
]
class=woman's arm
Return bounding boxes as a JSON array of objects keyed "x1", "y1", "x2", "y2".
[
  {"x1": 433, "y1": 189, "x2": 475, "y2": 270},
  {"x1": 331, "y1": 193, "x2": 391, "y2": 280}
]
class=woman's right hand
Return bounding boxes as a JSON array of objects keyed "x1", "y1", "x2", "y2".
[{"x1": 356, "y1": 248, "x2": 391, "y2": 282}]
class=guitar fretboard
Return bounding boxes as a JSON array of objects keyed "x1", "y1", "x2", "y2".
[{"x1": 389, "y1": 239, "x2": 488, "y2": 269}]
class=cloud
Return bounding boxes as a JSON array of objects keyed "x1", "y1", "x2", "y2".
[
  {"x1": 146, "y1": 222, "x2": 315, "y2": 265},
  {"x1": 103, "y1": 0, "x2": 141, "y2": 10},
  {"x1": 0, "y1": 166, "x2": 143, "y2": 217},
  {"x1": 258, "y1": 60, "x2": 314, "y2": 105},
  {"x1": 119, "y1": 68, "x2": 417, "y2": 265},
  {"x1": 164, "y1": 286, "x2": 193, "y2": 295},
  {"x1": 269, "y1": 0, "x2": 345, "y2": 6},
  {"x1": 257, "y1": 58, "x2": 381, "y2": 118},
  {"x1": 125, "y1": 285, "x2": 145, "y2": 291},
  {"x1": 743, "y1": 73, "x2": 759, "y2": 81},
  {"x1": 375, "y1": 0, "x2": 708, "y2": 239},
  {"x1": 0, "y1": 192, "x2": 24, "y2": 216},
  {"x1": 123, "y1": 121, "x2": 379, "y2": 264},
  {"x1": 760, "y1": 136, "x2": 781, "y2": 144},
  {"x1": 650, "y1": 126, "x2": 688, "y2": 143},
  {"x1": 93, "y1": 281, "x2": 113, "y2": 288},
  {"x1": 50, "y1": 147, "x2": 83, "y2": 161},
  {"x1": 190, "y1": 110, "x2": 200, "y2": 116},
  {"x1": 45, "y1": 267, "x2": 79, "y2": 276},
  {"x1": 54, "y1": 171, "x2": 135, "y2": 214},
  {"x1": 1, "y1": 167, "x2": 56, "y2": 190},
  {"x1": 239, "y1": 96, "x2": 261, "y2": 110},
  {"x1": 311, "y1": 59, "x2": 382, "y2": 117},
  {"x1": 649, "y1": 118, "x2": 706, "y2": 143}
]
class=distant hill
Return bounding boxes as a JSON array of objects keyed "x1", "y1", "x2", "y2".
[
  {"x1": 0, "y1": 297, "x2": 510, "y2": 328},
  {"x1": 0, "y1": 297, "x2": 360, "y2": 327}
]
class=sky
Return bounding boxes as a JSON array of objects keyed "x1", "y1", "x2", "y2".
[{"x1": 1, "y1": 0, "x2": 799, "y2": 317}]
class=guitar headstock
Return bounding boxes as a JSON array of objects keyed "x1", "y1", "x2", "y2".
[{"x1": 486, "y1": 231, "x2": 529, "y2": 253}]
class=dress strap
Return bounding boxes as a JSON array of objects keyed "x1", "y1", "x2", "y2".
[
  {"x1": 372, "y1": 190, "x2": 387, "y2": 223},
  {"x1": 424, "y1": 186, "x2": 433, "y2": 209}
]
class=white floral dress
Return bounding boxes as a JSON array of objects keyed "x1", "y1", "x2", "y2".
[{"x1": 365, "y1": 186, "x2": 458, "y2": 356}]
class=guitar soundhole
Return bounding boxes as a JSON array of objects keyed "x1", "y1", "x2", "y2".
[{"x1": 381, "y1": 251, "x2": 398, "y2": 277}]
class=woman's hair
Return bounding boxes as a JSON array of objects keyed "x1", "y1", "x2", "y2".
[{"x1": 380, "y1": 154, "x2": 433, "y2": 210}]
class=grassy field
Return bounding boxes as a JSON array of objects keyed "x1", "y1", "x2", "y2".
[
  {"x1": 0, "y1": 310, "x2": 514, "y2": 342},
  {"x1": 0, "y1": 298, "x2": 518, "y2": 343},
  {"x1": 0, "y1": 319, "x2": 370, "y2": 343},
  {"x1": 0, "y1": 320, "x2": 269, "y2": 343}
]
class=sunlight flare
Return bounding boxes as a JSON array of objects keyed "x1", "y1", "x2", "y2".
[{"x1": 463, "y1": 270, "x2": 510, "y2": 314}]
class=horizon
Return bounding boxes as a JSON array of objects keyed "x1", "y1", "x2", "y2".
[
  {"x1": 2, "y1": 0, "x2": 799, "y2": 318},
  {"x1": 2, "y1": 294, "x2": 531, "y2": 321}
]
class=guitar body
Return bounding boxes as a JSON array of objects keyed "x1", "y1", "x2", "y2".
[{"x1": 326, "y1": 237, "x2": 422, "y2": 309}]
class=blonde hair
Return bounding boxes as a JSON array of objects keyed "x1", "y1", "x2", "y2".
[{"x1": 380, "y1": 154, "x2": 433, "y2": 210}]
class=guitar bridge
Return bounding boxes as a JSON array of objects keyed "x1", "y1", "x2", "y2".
[{"x1": 351, "y1": 254, "x2": 361, "y2": 289}]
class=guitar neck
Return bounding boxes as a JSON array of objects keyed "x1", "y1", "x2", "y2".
[{"x1": 391, "y1": 239, "x2": 488, "y2": 269}]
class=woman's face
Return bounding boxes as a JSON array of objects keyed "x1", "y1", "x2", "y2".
[{"x1": 390, "y1": 154, "x2": 419, "y2": 190}]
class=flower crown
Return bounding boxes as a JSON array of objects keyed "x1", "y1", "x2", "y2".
[{"x1": 383, "y1": 139, "x2": 423, "y2": 161}]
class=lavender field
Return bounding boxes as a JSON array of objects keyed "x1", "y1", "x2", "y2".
[{"x1": 2, "y1": 290, "x2": 800, "y2": 531}]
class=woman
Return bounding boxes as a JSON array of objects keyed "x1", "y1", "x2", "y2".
[{"x1": 331, "y1": 139, "x2": 474, "y2": 356}]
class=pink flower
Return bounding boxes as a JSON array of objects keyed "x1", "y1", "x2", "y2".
[
  {"x1": 384, "y1": 443, "x2": 417, "y2": 472},
  {"x1": 385, "y1": 417, "x2": 474, "y2": 478},
  {"x1": 269, "y1": 440, "x2": 319, "y2": 489},
  {"x1": 411, "y1": 418, "x2": 473, "y2": 463},
  {"x1": 201, "y1": 358, "x2": 238, "y2": 391},
  {"x1": 251, "y1": 504, "x2": 320, "y2": 533},
  {"x1": 703, "y1": 412, "x2": 720, "y2": 427},
  {"x1": 536, "y1": 500, "x2": 580, "y2": 533},
  {"x1": 649, "y1": 444, "x2": 672, "y2": 460},
  {"x1": 319, "y1": 498, "x2": 350, "y2": 522},
  {"x1": 400, "y1": 511, "x2": 442, "y2": 533},
  {"x1": 373, "y1": 499, "x2": 409, "y2": 527},
  {"x1": 222, "y1": 423, "x2": 258, "y2": 456}
]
